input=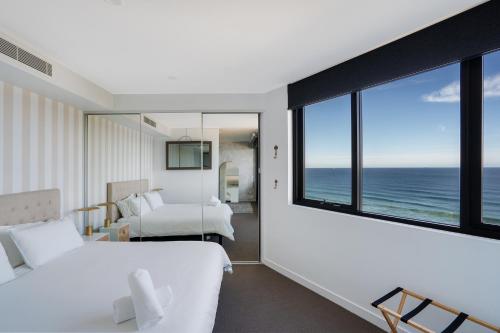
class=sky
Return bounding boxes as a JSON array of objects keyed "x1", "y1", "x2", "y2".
[{"x1": 304, "y1": 51, "x2": 500, "y2": 168}]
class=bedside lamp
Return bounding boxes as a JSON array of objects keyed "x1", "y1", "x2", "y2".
[
  {"x1": 76, "y1": 206, "x2": 100, "y2": 236},
  {"x1": 97, "y1": 202, "x2": 115, "y2": 228}
]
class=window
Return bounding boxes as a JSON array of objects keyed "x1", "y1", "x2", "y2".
[
  {"x1": 303, "y1": 95, "x2": 351, "y2": 205},
  {"x1": 291, "y1": 1, "x2": 500, "y2": 239},
  {"x1": 483, "y1": 51, "x2": 500, "y2": 226},
  {"x1": 292, "y1": 56, "x2": 500, "y2": 239},
  {"x1": 362, "y1": 64, "x2": 461, "y2": 225}
]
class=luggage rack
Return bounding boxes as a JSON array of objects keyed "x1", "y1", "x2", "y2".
[{"x1": 371, "y1": 287, "x2": 500, "y2": 333}]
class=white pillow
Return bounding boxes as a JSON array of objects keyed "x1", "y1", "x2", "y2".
[
  {"x1": 144, "y1": 191, "x2": 164, "y2": 210},
  {"x1": 129, "y1": 196, "x2": 152, "y2": 216},
  {"x1": 0, "y1": 243, "x2": 15, "y2": 285},
  {"x1": 9, "y1": 216, "x2": 84, "y2": 269},
  {"x1": 0, "y1": 222, "x2": 44, "y2": 268},
  {"x1": 116, "y1": 194, "x2": 135, "y2": 218}
]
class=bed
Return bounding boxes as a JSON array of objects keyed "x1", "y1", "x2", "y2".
[
  {"x1": 107, "y1": 180, "x2": 234, "y2": 243},
  {"x1": 0, "y1": 189, "x2": 231, "y2": 332},
  {"x1": 119, "y1": 203, "x2": 235, "y2": 240}
]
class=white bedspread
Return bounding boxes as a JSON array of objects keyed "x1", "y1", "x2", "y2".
[
  {"x1": 0, "y1": 241, "x2": 231, "y2": 332},
  {"x1": 120, "y1": 203, "x2": 235, "y2": 240}
]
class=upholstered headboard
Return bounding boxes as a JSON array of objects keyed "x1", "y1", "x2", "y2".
[
  {"x1": 107, "y1": 179, "x2": 149, "y2": 222},
  {"x1": 0, "y1": 189, "x2": 61, "y2": 226}
]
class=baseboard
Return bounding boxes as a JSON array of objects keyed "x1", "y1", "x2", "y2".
[{"x1": 262, "y1": 257, "x2": 410, "y2": 333}]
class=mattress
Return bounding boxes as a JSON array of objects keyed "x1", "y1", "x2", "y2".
[
  {"x1": 120, "y1": 203, "x2": 235, "y2": 240},
  {"x1": 0, "y1": 241, "x2": 231, "y2": 332}
]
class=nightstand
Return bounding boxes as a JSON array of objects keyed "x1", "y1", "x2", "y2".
[
  {"x1": 82, "y1": 232, "x2": 109, "y2": 242},
  {"x1": 99, "y1": 223, "x2": 129, "y2": 242}
]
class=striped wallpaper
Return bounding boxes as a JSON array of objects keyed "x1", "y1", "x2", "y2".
[
  {"x1": 87, "y1": 115, "x2": 153, "y2": 225},
  {"x1": 0, "y1": 81, "x2": 84, "y2": 218}
]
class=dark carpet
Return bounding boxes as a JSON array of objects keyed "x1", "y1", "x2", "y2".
[
  {"x1": 214, "y1": 265, "x2": 384, "y2": 333},
  {"x1": 223, "y1": 213, "x2": 259, "y2": 262}
]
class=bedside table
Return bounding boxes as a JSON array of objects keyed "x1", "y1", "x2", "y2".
[
  {"x1": 82, "y1": 232, "x2": 109, "y2": 242},
  {"x1": 99, "y1": 223, "x2": 129, "y2": 242}
]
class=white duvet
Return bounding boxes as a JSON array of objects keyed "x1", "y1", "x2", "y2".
[
  {"x1": 0, "y1": 241, "x2": 231, "y2": 332},
  {"x1": 120, "y1": 203, "x2": 235, "y2": 240}
]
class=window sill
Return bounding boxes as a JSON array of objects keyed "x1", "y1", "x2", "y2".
[{"x1": 293, "y1": 199, "x2": 500, "y2": 241}]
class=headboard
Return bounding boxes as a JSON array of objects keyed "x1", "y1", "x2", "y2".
[
  {"x1": 107, "y1": 179, "x2": 149, "y2": 223},
  {"x1": 0, "y1": 189, "x2": 61, "y2": 226}
]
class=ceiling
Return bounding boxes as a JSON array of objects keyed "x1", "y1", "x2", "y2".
[{"x1": 0, "y1": 0, "x2": 485, "y2": 94}]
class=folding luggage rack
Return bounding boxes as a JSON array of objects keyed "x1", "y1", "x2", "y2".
[{"x1": 371, "y1": 287, "x2": 500, "y2": 333}]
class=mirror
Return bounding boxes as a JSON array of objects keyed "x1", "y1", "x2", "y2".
[{"x1": 166, "y1": 141, "x2": 212, "y2": 170}]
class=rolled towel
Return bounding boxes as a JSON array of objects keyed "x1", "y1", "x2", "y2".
[
  {"x1": 113, "y1": 285, "x2": 173, "y2": 324},
  {"x1": 128, "y1": 269, "x2": 165, "y2": 330},
  {"x1": 208, "y1": 196, "x2": 221, "y2": 207}
]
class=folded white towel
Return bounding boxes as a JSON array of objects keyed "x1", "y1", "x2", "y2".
[
  {"x1": 128, "y1": 269, "x2": 165, "y2": 330},
  {"x1": 208, "y1": 196, "x2": 221, "y2": 207},
  {"x1": 113, "y1": 285, "x2": 173, "y2": 324}
]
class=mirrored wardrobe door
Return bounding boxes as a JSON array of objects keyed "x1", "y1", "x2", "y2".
[
  {"x1": 202, "y1": 113, "x2": 260, "y2": 262},
  {"x1": 140, "y1": 113, "x2": 203, "y2": 241},
  {"x1": 86, "y1": 114, "x2": 141, "y2": 242}
]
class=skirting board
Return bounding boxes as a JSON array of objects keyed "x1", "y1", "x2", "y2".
[{"x1": 262, "y1": 257, "x2": 411, "y2": 333}]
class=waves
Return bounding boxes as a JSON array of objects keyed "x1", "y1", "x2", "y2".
[{"x1": 305, "y1": 168, "x2": 500, "y2": 225}]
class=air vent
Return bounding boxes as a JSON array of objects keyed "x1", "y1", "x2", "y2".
[
  {"x1": 0, "y1": 37, "x2": 16, "y2": 60},
  {"x1": 0, "y1": 37, "x2": 52, "y2": 77},
  {"x1": 144, "y1": 116, "x2": 156, "y2": 128}
]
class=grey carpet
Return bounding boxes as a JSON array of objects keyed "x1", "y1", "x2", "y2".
[
  {"x1": 223, "y1": 213, "x2": 259, "y2": 261},
  {"x1": 214, "y1": 265, "x2": 384, "y2": 333}
]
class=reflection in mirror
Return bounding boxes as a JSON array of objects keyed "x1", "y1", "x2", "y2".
[
  {"x1": 166, "y1": 141, "x2": 212, "y2": 169},
  {"x1": 203, "y1": 113, "x2": 260, "y2": 261},
  {"x1": 86, "y1": 114, "x2": 142, "y2": 241},
  {"x1": 139, "y1": 113, "x2": 203, "y2": 241}
]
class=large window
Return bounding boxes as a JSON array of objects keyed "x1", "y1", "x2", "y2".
[
  {"x1": 483, "y1": 51, "x2": 500, "y2": 226},
  {"x1": 292, "y1": 56, "x2": 500, "y2": 240},
  {"x1": 291, "y1": 1, "x2": 500, "y2": 239},
  {"x1": 304, "y1": 95, "x2": 351, "y2": 205},
  {"x1": 362, "y1": 64, "x2": 461, "y2": 225}
]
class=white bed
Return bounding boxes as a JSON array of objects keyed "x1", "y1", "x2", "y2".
[
  {"x1": 0, "y1": 188, "x2": 232, "y2": 333},
  {"x1": 0, "y1": 241, "x2": 231, "y2": 332},
  {"x1": 119, "y1": 203, "x2": 235, "y2": 240},
  {"x1": 107, "y1": 180, "x2": 234, "y2": 241}
]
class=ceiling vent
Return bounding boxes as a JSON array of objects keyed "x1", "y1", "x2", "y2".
[
  {"x1": 0, "y1": 37, "x2": 53, "y2": 77},
  {"x1": 143, "y1": 116, "x2": 157, "y2": 128}
]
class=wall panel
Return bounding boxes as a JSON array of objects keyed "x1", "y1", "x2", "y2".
[{"x1": 0, "y1": 81, "x2": 83, "y2": 218}]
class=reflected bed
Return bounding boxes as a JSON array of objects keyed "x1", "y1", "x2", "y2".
[
  {"x1": 107, "y1": 180, "x2": 234, "y2": 242},
  {"x1": 118, "y1": 203, "x2": 235, "y2": 240}
]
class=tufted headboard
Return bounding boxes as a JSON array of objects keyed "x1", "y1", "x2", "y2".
[
  {"x1": 0, "y1": 189, "x2": 61, "y2": 226},
  {"x1": 107, "y1": 179, "x2": 149, "y2": 223}
]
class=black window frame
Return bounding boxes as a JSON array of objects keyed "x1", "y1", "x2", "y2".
[
  {"x1": 293, "y1": 55, "x2": 500, "y2": 240},
  {"x1": 290, "y1": 0, "x2": 500, "y2": 240},
  {"x1": 298, "y1": 93, "x2": 354, "y2": 210}
]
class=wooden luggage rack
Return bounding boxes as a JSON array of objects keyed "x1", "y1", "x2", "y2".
[{"x1": 371, "y1": 287, "x2": 500, "y2": 333}]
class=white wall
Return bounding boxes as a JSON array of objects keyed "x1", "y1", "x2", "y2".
[
  {"x1": 0, "y1": 80, "x2": 84, "y2": 220},
  {"x1": 260, "y1": 86, "x2": 500, "y2": 330},
  {"x1": 151, "y1": 128, "x2": 219, "y2": 204}
]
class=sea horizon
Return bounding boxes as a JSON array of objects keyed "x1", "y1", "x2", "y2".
[{"x1": 304, "y1": 167, "x2": 500, "y2": 226}]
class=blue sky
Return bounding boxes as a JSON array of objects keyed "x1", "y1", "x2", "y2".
[{"x1": 305, "y1": 51, "x2": 500, "y2": 168}]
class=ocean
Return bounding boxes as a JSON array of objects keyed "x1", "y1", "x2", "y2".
[{"x1": 304, "y1": 168, "x2": 500, "y2": 226}]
